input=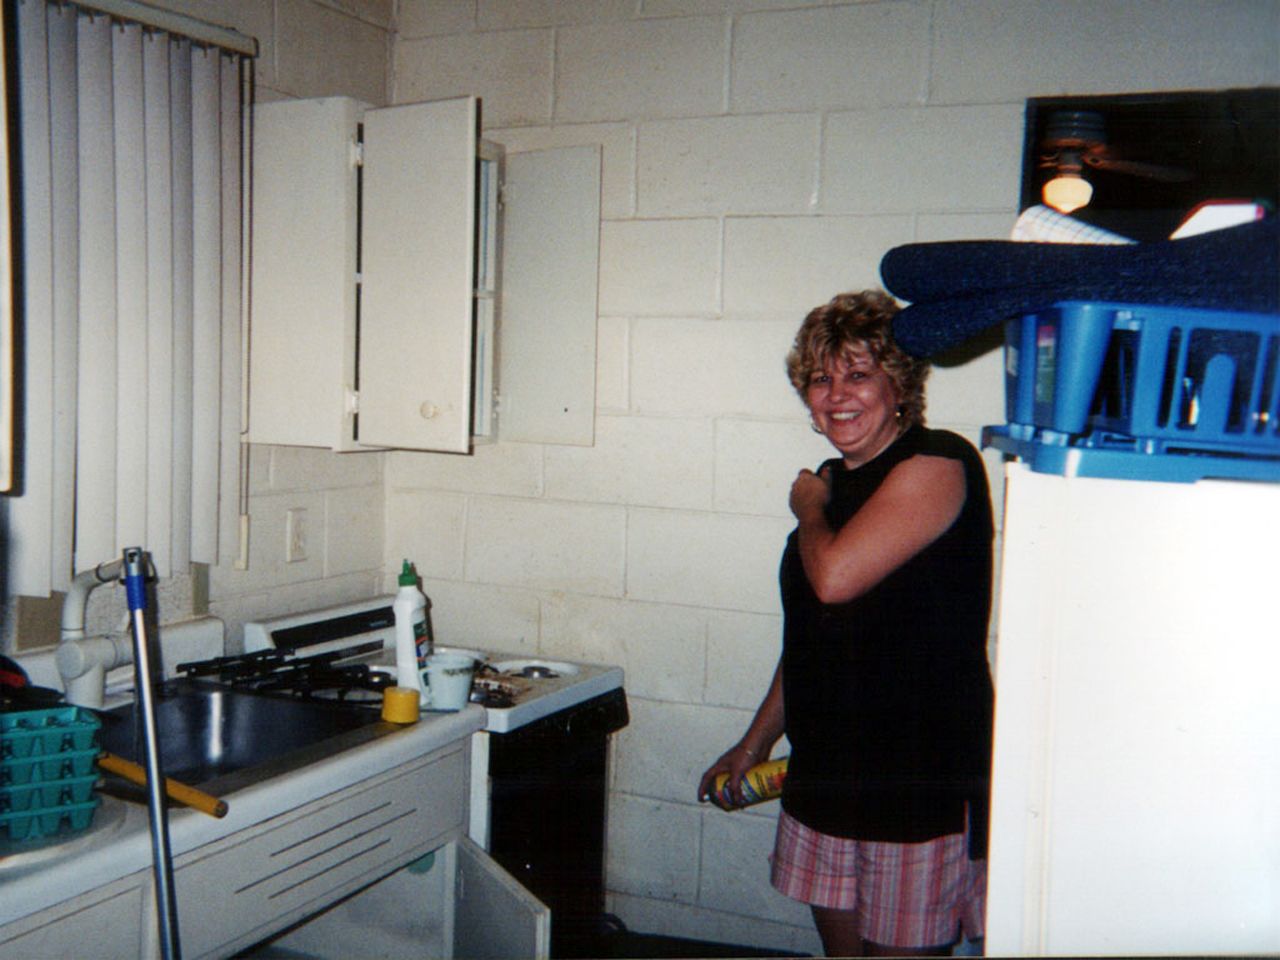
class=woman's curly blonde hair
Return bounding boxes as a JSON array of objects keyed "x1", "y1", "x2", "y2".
[{"x1": 785, "y1": 290, "x2": 930, "y2": 429}]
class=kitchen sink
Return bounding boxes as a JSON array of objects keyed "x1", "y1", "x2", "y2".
[{"x1": 98, "y1": 678, "x2": 392, "y2": 796}]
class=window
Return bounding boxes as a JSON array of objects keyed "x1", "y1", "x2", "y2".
[{"x1": 3, "y1": 0, "x2": 254, "y2": 595}]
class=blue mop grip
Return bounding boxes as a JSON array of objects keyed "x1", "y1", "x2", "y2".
[{"x1": 123, "y1": 548, "x2": 148, "y2": 613}]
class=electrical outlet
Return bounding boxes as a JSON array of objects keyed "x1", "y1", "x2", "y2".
[{"x1": 286, "y1": 507, "x2": 308, "y2": 563}]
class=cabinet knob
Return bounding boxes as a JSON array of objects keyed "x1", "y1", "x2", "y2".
[{"x1": 419, "y1": 402, "x2": 439, "y2": 420}]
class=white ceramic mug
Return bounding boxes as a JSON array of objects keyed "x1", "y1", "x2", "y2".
[{"x1": 419, "y1": 652, "x2": 475, "y2": 711}]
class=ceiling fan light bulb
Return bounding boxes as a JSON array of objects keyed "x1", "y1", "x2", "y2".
[{"x1": 1043, "y1": 173, "x2": 1093, "y2": 214}]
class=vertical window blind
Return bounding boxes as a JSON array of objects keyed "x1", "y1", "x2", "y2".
[{"x1": 5, "y1": 0, "x2": 253, "y2": 596}]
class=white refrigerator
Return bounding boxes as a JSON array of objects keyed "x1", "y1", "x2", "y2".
[{"x1": 985, "y1": 463, "x2": 1280, "y2": 956}]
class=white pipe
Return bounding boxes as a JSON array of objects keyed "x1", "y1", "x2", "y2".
[
  {"x1": 59, "y1": 558, "x2": 125, "y2": 640},
  {"x1": 57, "y1": 558, "x2": 128, "y2": 707},
  {"x1": 55, "y1": 633, "x2": 134, "y2": 708}
]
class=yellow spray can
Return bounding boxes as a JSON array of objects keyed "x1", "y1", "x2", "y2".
[{"x1": 712, "y1": 756, "x2": 788, "y2": 808}]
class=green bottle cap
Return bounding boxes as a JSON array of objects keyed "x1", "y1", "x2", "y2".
[{"x1": 399, "y1": 559, "x2": 415, "y2": 586}]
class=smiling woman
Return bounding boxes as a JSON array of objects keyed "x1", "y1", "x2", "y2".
[{"x1": 699, "y1": 290, "x2": 995, "y2": 958}]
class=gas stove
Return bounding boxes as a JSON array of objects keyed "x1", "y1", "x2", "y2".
[{"x1": 240, "y1": 597, "x2": 624, "y2": 734}]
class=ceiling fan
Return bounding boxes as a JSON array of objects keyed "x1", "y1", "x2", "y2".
[{"x1": 1039, "y1": 109, "x2": 1193, "y2": 213}]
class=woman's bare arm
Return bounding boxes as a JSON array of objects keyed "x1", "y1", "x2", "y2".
[{"x1": 791, "y1": 454, "x2": 965, "y2": 605}]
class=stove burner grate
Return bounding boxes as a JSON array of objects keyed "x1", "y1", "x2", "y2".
[
  {"x1": 175, "y1": 641, "x2": 394, "y2": 702},
  {"x1": 470, "y1": 673, "x2": 517, "y2": 708}
]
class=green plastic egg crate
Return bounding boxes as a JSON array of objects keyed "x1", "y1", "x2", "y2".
[{"x1": 0, "y1": 705, "x2": 102, "y2": 842}]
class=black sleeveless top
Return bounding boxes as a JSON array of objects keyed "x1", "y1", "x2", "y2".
[{"x1": 779, "y1": 425, "x2": 994, "y2": 857}]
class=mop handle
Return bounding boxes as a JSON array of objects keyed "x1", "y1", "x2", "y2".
[{"x1": 124, "y1": 547, "x2": 182, "y2": 960}]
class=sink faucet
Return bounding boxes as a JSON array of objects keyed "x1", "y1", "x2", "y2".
[{"x1": 55, "y1": 558, "x2": 131, "y2": 708}]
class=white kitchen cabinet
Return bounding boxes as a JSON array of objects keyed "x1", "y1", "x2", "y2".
[
  {"x1": 258, "y1": 837, "x2": 549, "y2": 960},
  {"x1": 358, "y1": 98, "x2": 479, "y2": 453},
  {"x1": 172, "y1": 744, "x2": 468, "y2": 958},
  {"x1": 247, "y1": 97, "x2": 362, "y2": 451},
  {"x1": 0, "y1": 736, "x2": 547, "y2": 960},
  {"x1": 247, "y1": 95, "x2": 600, "y2": 454},
  {"x1": 499, "y1": 147, "x2": 601, "y2": 445},
  {"x1": 172, "y1": 739, "x2": 547, "y2": 960},
  {"x1": 0, "y1": 869, "x2": 148, "y2": 958}
]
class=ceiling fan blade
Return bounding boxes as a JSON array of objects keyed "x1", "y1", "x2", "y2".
[{"x1": 1084, "y1": 154, "x2": 1195, "y2": 183}]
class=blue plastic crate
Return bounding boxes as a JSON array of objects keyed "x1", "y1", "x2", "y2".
[
  {"x1": 986, "y1": 301, "x2": 1280, "y2": 482},
  {"x1": 0, "y1": 747, "x2": 99, "y2": 786},
  {"x1": 0, "y1": 798, "x2": 101, "y2": 842},
  {"x1": 0, "y1": 773, "x2": 98, "y2": 813},
  {"x1": 0, "y1": 706, "x2": 102, "y2": 843},
  {"x1": 0, "y1": 705, "x2": 102, "y2": 760}
]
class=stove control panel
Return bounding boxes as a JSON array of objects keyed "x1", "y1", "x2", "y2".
[{"x1": 244, "y1": 597, "x2": 397, "y2": 655}]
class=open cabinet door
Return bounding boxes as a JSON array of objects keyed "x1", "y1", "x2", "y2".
[
  {"x1": 359, "y1": 97, "x2": 477, "y2": 453},
  {"x1": 454, "y1": 835, "x2": 550, "y2": 960},
  {"x1": 498, "y1": 146, "x2": 600, "y2": 445},
  {"x1": 248, "y1": 97, "x2": 363, "y2": 450}
]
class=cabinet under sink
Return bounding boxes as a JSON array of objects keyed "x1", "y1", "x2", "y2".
[
  {"x1": 0, "y1": 730, "x2": 549, "y2": 959},
  {"x1": 175, "y1": 743, "x2": 547, "y2": 960}
]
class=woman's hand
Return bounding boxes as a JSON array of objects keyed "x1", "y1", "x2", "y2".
[
  {"x1": 790, "y1": 466, "x2": 830, "y2": 521},
  {"x1": 697, "y1": 743, "x2": 762, "y2": 810},
  {"x1": 700, "y1": 662, "x2": 785, "y2": 810}
]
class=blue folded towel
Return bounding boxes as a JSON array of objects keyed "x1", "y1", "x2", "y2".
[{"x1": 880, "y1": 217, "x2": 1279, "y2": 357}]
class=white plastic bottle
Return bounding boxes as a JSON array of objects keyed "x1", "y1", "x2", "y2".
[{"x1": 393, "y1": 559, "x2": 429, "y2": 700}]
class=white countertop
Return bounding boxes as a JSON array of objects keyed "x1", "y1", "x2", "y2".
[{"x1": 0, "y1": 704, "x2": 486, "y2": 925}]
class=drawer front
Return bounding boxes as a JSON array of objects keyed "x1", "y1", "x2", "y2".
[
  {"x1": 0, "y1": 874, "x2": 146, "y2": 959},
  {"x1": 177, "y1": 743, "x2": 467, "y2": 959}
]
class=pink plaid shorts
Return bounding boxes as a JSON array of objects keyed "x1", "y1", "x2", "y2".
[{"x1": 769, "y1": 809, "x2": 986, "y2": 948}]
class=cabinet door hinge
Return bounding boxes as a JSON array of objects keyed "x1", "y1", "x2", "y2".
[
  {"x1": 349, "y1": 137, "x2": 364, "y2": 168},
  {"x1": 345, "y1": 387, "x2": 359, "y2": 415}
]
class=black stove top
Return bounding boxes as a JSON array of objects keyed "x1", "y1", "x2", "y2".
[
  {"x1": 175, "y1": 643, "x2": 516, "y2": 708},
  {"x1": 176, "y1": 641, "x2": 394, "y2": 703}
]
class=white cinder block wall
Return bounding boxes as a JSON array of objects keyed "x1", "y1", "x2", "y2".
[
  {"x1": 384, "y1": 1, "x2": 1277, "y2": 954},
  {"x1": 140, "y1": 0, "x2": 1277, "y2": 954}
]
